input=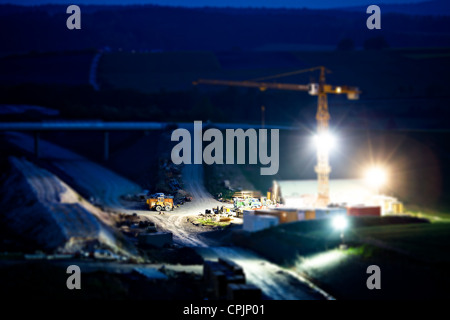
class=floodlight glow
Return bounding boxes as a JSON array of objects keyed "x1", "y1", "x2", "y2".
[
  {"x1": 332, "y1": 215, "x2": 348, "y2": 231},
  {"x1": 314, "y1": 132, "x2": 336, "y2": 152},
  {"x1": 365, "y1": 167, "x2": 387, "y2": 189},
  {"x1": 297, "y1": 249, "x2": 345, "y2": 270}
]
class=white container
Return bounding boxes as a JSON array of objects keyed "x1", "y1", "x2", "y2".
[
  {"x1": 243, "y1": 211, "x2": 256, "y2": 231},
  {"x1": 252, "y1": 215, "x2": 279, "y2": 232},
  {"x1": 315, "y1": 208, "x2": 347, "y2": 220},
  {"x1": 243, "y1": 211, "x2": 278, "y2": 232}
]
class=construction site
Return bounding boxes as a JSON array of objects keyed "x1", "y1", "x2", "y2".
[
  {"x1": 190, "y1": 66, "x2": 402, "y2": 233},
  {"x1": 1, "y1": 1, "x2": 450, "y2": 304}
]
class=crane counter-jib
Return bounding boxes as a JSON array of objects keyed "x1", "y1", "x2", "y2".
[
  {"x1": 193, "y1": 79, "x2": 310, "y2": 92},
  {"x1": 193, "y1": 79, "x2": 360, "y2": 97}
]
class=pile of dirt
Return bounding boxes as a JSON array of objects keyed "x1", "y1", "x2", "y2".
[
  {"x1": 0, "y1": 156, "x2": 137, "y2": 256},
  {"x1": 4, "y1": 132, "x2": 141, "y2": 209}
]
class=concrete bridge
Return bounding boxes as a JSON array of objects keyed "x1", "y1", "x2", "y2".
[{"x1": 0, "y1": 121, "x2": 295, "y2": 160}]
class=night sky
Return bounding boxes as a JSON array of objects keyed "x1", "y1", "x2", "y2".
[{"x1": 0, "y1": 0, "x2": 425, "y2": 9}]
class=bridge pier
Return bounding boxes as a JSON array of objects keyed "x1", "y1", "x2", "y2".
[
  {"x1": 34, "y1": 131, "x2": 40, "y2": 159},
  {"x1": 104, "y1": 131, "x2": 109, "y2": 161}
]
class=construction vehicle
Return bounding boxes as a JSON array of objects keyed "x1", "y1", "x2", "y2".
[
  {"x1": 194, "y1": 66, "x2": 360, "y2": 207},
  {"x1": 147, "y1": 196, "x2": 174, "y2": 212},
  {"x1": 249, "y1": 198, "x2": 262, "y2": 209},
  {"x1": 260, "y1": 197, "x2": 273, "y2": 207},
  {"x1": 233, "y1": 197, "x2": 262, "y2": 210},
  {"x1": 233, "y1": 197, "x2": 245, "y2": 209}
]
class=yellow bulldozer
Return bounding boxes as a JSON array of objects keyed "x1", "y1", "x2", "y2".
[{"x1": 146, "y1": 196, "x2": 173, "y2": 213}]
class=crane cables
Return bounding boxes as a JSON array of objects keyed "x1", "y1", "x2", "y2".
[{"x1": 247, "y1": 66, "x2": 331, "y2": 82}]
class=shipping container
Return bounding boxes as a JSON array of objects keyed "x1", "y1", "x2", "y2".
[
  {"x1": 273, "y1": 210, "x2": 298, "y2": 223},
  {"x1": 347, "y1": 206, "x2": 381, "y2": 217},
  {"x1": 297, "y1": 212, "x2": 305, "y2": 221},
  {"x1": 305, "y1": 210, "x2": 316, "y2": 220},
  {"x1": 274, "y1": 207, "x2": 318, "y2": 223},
  {"x1": 254, "y1": 209, "x2": 295, "y2": 224},
  {"x1": 253, "y1": 209, "x2": 279, "y2": 216}
]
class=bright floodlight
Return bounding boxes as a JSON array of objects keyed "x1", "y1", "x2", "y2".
[
  {"x1": 332, "y1": 215, "x2": 348, "y2": 231},
  {"x1": 314, "y1": 132, "x2": 336, "y2": 152},
  {"x1": 365, "y1": 167, "x2": 387, "y2": 189}
]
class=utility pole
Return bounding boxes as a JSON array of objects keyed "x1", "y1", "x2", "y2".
[{"x1": 315, "y1": 66, "x2": 332, "y2": 207}]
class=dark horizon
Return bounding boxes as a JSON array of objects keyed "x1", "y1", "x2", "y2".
[{"x1": 0, "y1": 0, "x2": 430, "y2": 9}]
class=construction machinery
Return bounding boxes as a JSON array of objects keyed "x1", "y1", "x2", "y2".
[
  {"x1": 194, "y1": 66, "x2": 360, "y2": 207},
  {"x1": 260, "y1": 197, "x2": 273, "y2": 207},
  {"x1": 233, "y1": 196, "x2": 270, "y2": 210},
  {"x1": 147, "y1": 196, "x2": 173, "y2": 212}
]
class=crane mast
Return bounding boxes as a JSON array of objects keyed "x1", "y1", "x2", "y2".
[{"x1": 315, "y1": 66, "x2": 332, "y2": 207}]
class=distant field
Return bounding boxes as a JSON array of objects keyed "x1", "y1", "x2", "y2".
[
  {"x1": 0, "y1": 51, "x2": 95, "y2": 86},
  {"x1": 3, "y1": 48, "x2": 450, "y2": 126},
  {"x1": 234, "y1": 215, "x2": 438, "y2": 260},
  {"x1": 2, "y1": 48, "x2": 447, "y2": 99},
  {"x1": 98, "y1": 48, "x2": 450, "y2": 99},
  {"x1": 236, "y1": 213, "x2": 450, "y2": 263},
  {"x1": 348, "y1": 221, "x2": 450, "y2": 263},
  {"x1": 98, "y1": 51, "x2": 308, "y2": 93},
  {"x1": 233, "y1": 216, "x2": 450, "y2": 299}
]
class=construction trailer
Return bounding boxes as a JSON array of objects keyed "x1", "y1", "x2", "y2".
[{"x1": 243, "y1": 205, "x2": 395, "y2": 232}]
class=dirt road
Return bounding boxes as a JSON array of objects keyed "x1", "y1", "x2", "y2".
[
  {"x1": 123, "y1": 163, "x2": 224, "y2": 247},
  {"x1": 125, "y1": 163, "x2": 329, "y2": 299},
  {"x1": 204, "y1": 246, "x2": 330, "y2": 300}
]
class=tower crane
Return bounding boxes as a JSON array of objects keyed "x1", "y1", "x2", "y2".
[{"x1": 193, "y1": 66, "x2": 360, "y2": 207}]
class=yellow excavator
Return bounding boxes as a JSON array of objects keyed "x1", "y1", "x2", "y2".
[{"x1": 147, "y1": 196, "x2": 173, "y2": 212}]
